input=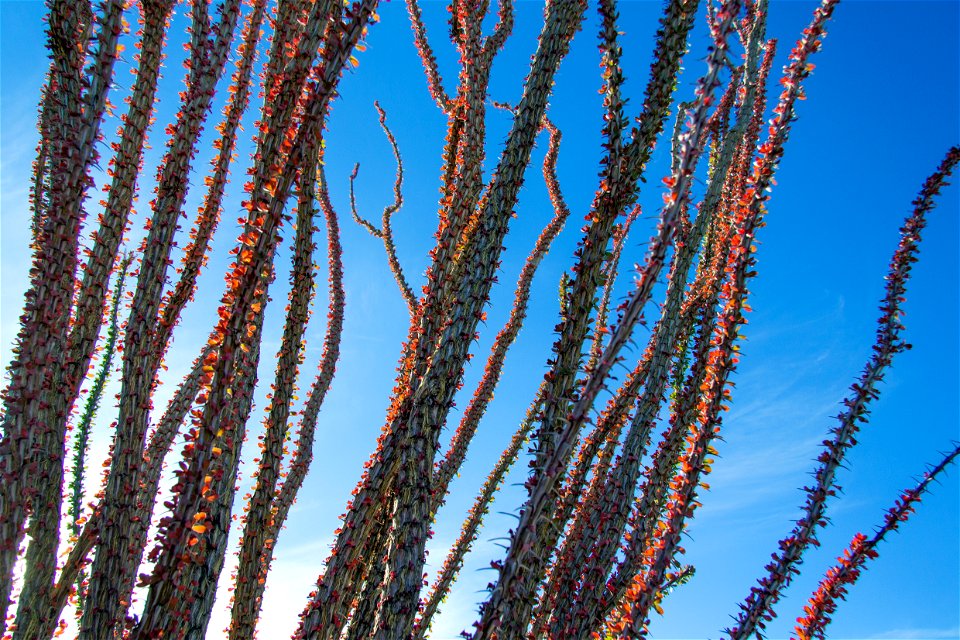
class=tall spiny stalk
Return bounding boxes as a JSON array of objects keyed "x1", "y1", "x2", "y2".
[
  {"x1": 82, "y1": 1, "x2": 245, "y2": 633},
  {"x1": 0, "y1": 0, "x2": 124, "y2": 627},
  {"x1": 472, "y1": 1, "x2": 736, "y2": 635},
  {"x1": 229, "y1": 137, "x2": 346, "y2": 640},
  {"x1": 432, "y1": 117, "x2": 570, "y2": 512},
  {"x1": 413, "y1": 115, "x2": 571, "y2": 638},
  {"x1": 133, "y1": 3, "x2": 376, "y2": 636},
  {"x1": 296, "y1": 3, "x2": 586, "y2": 636},
  {"x1": 547, "y1": 17, "x2": 773, "y2": 636}
]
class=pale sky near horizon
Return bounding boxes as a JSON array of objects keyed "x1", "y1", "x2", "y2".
[{"x1": 1, "y1": 1, "x2": 958, "y2": 639}]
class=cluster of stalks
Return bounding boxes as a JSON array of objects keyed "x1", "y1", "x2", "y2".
[{"x1": 0, "y1": 0, "x2": 956, "y2": 639}]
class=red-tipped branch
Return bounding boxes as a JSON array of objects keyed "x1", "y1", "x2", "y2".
[
  {"x1": 794, "y1": 444, "x2": 960, "y2": 640},
  {"x1": 405, "y1": 0, "x2": 453, "y2": 111},
  {"x1": 299, "y1": 3, "x2": 587, "y2": 636},
  {"x1": 228, "y1": 132, "x2": 344, "y2": 640},
  {"x1": 556, "y1": 21, "x2": 772, "y2": 634},
  {"x1": 82, "y1": 1, "x2": 245, "y2": 631},
  {"x1": 609, "y1": 147, "x2": 761, "y2": 637},
  {"x1": 481, "y1": 0, "x2": 515, "y2": 60}
]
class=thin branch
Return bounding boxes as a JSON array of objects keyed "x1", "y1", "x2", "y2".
[
  {"x1": 350, "y1": 103, "x2": 417, "y2": 314},
  {"x1": 349, "y1": 163, "x2": 382, "y2": 236}
]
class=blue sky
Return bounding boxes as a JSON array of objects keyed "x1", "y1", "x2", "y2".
[{"x1": 1, "y1": 1, "x2": 958, "y2": 639}]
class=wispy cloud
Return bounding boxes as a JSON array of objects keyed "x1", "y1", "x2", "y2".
[{"x1": 870, "y1": 628, "x2": 960, "y2": 640}]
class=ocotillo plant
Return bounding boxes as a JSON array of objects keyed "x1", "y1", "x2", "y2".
[{"x1": 0, "y1": 1, "x2": 956, "y2": 639}]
